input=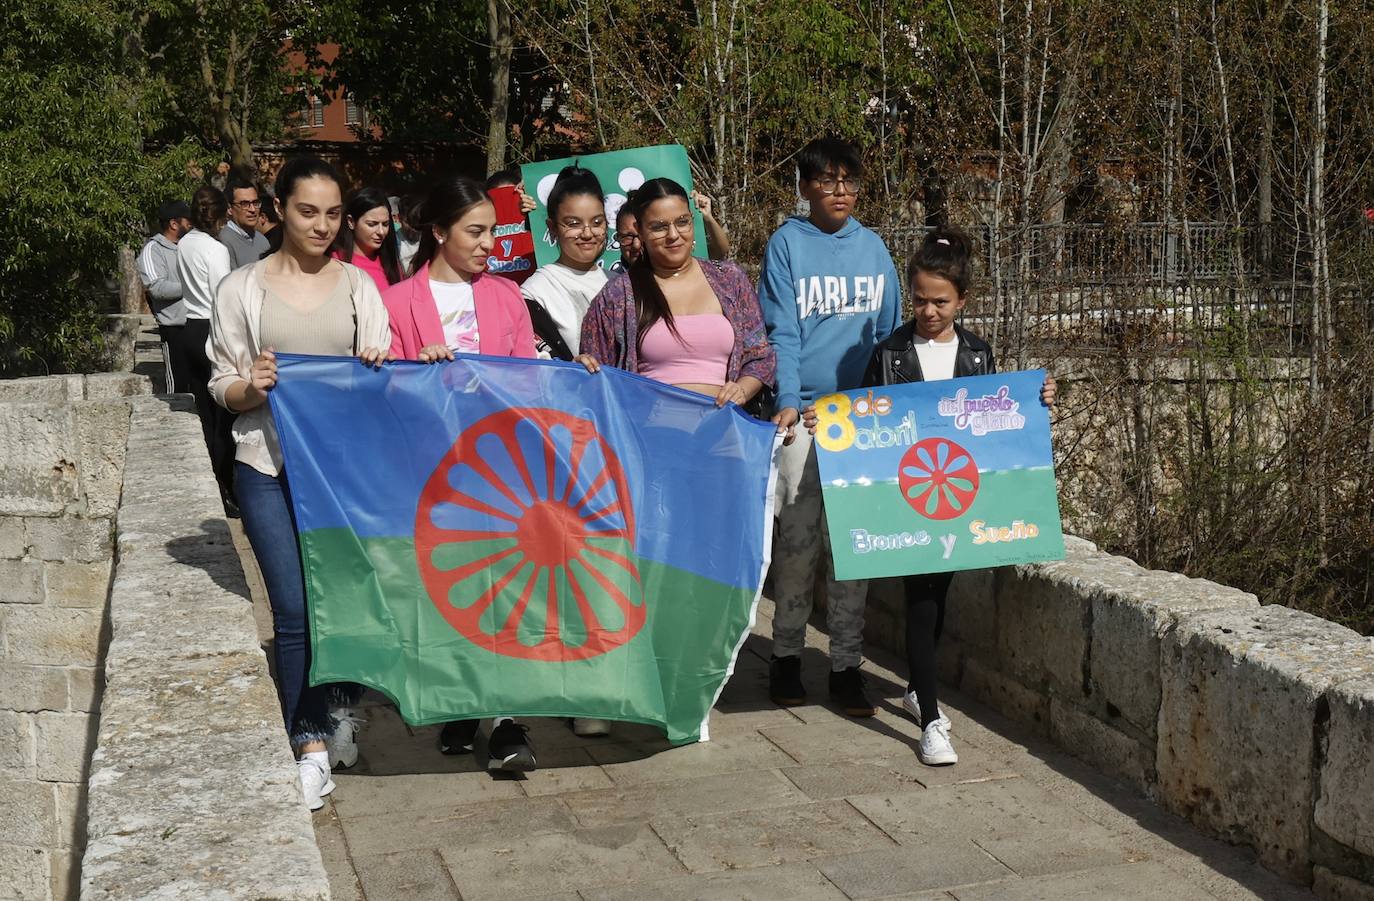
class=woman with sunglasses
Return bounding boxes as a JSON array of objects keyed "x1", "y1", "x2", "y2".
[
  {"x1": 578, "y1": 177, "x2": 776, "y2": 411},
  {"x1": 519, "y1": 166, "x2": 608, "y2": 361}
]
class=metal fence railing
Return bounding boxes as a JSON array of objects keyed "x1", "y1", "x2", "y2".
[{"x1": 875, "y1": 221, "x2": 1372, "y2": 354}]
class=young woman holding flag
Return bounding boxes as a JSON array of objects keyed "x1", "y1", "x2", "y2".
[
  {"x1": 380, "y1": 174, "x2": 544, "y2": 771},
  {"x1": 207, "y1": 155, "x2": 391, "y2": 810}
]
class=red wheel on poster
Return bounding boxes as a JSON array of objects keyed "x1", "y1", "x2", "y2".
[
  {"x1": 415, "y1": 408, "x2": 644, "y2": 661},
  {"x1": 898, "y1": 437, "x2": 980, "y2": 521}
]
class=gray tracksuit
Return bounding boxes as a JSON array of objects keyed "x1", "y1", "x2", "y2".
[{"x1": 137, "y1": 234, "x2": 187, "y2": 326}]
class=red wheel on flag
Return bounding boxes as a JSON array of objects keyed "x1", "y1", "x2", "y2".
[
  {"x1": 415, "y1": 408, "x2": 644, "y2": 661},
  {"x1": 898, "y1": 437, "x2": 980, "y2": 521}
]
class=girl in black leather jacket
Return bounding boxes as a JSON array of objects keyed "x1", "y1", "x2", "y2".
[{"x1": 804, "y1": 226, "x2": 1055, "y2": 767}]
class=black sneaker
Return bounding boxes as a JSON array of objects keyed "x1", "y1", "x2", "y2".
[
  {"x1": 769, "y1": 655, "x2": 806, "y2": 707},
  {"x1": 487, "y1": 720, "x2": 537, "y2": 773},
  {"x1": 829, "y1": 666, "x2": 876, "y2": 717},
  {"x1": 439, "y1": 719, "x2": 480, "y2": 755}
]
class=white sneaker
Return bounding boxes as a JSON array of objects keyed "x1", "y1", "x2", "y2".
[
  {"x1": 572, "y1": 717, "x2": 611, "y2": 737},
  {"x1": 298, "y1": 757, "x2": 336, "y2": 811},
  {"x1": 901, "y1": 691, "x2": 951, "y2": 733},
  {"x1": 917, "y1": 718, "x2": 958, "y2": 766},
  {"x1": 326, "y1": 708, "x2": 365, "y2": 769}
]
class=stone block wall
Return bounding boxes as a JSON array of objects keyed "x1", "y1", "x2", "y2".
[
  {"x1": 80, "y1": 395, "x2": 329, "y2": 900},
  {"x1": 0, "y1": 373, "x2": 146, "y2": 901},
  {"x1": 0, "y1": 374, "x2": 327, "y2": 900},
  {"x1": 864, "y1": 536, "x2": 1374, "y2": 896}
]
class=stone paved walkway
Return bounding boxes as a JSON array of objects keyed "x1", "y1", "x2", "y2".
[{"x1": 229, "y1": 527, "x2": 1315, "y2": 901}]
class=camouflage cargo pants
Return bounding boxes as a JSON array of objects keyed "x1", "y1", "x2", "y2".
[{"x1": 769, "y1": 429, "x2": 868, "y2": 670}]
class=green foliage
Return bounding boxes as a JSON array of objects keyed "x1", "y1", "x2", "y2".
[
  {"x1": 0, "y1": 0, "x2": 201, "y2": 374},
  {"x1": 139, "y1": 0, "x2": 304, "y2": 167},
  {"x1": 297, "y1": 1, "x2": 565, "y2": 151}
]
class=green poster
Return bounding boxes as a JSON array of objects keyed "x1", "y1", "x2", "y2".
[
  {"x1": 816, "y1": 371, "x2": 1065, "y2": 580},
  {"x1": 520, "y1": 144, "x2": 708, "y2": 273}
]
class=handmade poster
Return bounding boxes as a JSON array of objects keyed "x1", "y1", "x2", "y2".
[
  {"x1": 520, "y1": 144, "x2": 707, "y2": 273},
  {"x1": 269, "y1": 354, "x2": 780, "y2": 744},
  {"x1": 484, "y1": 185, "x2": 536, "y2": 284},
  {"x1": 814, "y1": 370, "x2": 1065, "y2": 580}
]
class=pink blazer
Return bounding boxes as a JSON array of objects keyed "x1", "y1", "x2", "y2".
[{"x1": 382, "y1": 263, "x2": 538, "y2": 360}]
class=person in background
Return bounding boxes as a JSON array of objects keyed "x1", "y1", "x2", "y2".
[
  {"x1": 391, "y1": 195, "x2": 421, "y2": 273},
  {"x1": 207, "y1": 155, "x2": 391, "y2": 811},
  {"x1": 519, "y1": 166, "x2": 608, "y2": 361},
  {"x1": 175, "y1": 186, "x2": 238, "y2": 515},
  {"x1": 137, "y1": 199, "x2": 193, "y2": 393},
  {"x1": 483, "y1": 168, "x2": 539, "y2": 210},
  {"x1": 692, "y1": 191, "x2": 732, "y2": 260},
  {"x1": 257, "y1": 183, "x2": 283, "y2": 256},
  {"x1": 382, "y1": 175, "x2": 542, "y2": 772},
  {"x1": 612, "y1": 198, "x2": 642, "y2": 271},
  {"x1": 220, "y1": 172, "x2": 271, "y2": 268},
  {"x1": 757, "y1": 136, "x2": 902, "y2": 719},
  {"x1": 801, "y1": 227, "x2": 1056, "y2": 766},
  {"x1": 333, "y1": 186, "x2": 403, "y2": 292}
]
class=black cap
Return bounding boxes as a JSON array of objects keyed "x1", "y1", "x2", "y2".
[{"x1": 158, "y1": 200, "x2": 192, "y2": 221}]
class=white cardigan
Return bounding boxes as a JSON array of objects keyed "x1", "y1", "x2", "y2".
[{"x1": 208, "y1": 259, "x2": 390, "y2": 477}]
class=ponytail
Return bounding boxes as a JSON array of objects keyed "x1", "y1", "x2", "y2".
[
  {"x1": 408, "y1": 175, "x2": 491, "y2": 275},
  {"x1": 908, "y1": 226, "x2": 975, "y2": 295},
  {"x1": 546, "y1": 165, "x2": 604, "y2": 220},
  {"x1": 189, "y1": 186, "x2": 227, "y2": 237}
]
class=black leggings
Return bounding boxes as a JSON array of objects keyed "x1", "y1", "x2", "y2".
[{"x1": 903, "y1": 572, "x2": 953, "y2": 727}]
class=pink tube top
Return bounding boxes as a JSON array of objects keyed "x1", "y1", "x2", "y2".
[{"x1": 638, "y1": 314, "x2": 733, "y2": 386}]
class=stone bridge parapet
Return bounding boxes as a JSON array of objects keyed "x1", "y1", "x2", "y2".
[
  {"x1": 0, "y1": 374, "x2": 328, "y2": 900},
  {"x1": 866, "y1": 537, "x2": 1374, "y2": 897}
]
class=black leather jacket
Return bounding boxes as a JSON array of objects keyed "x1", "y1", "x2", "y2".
[{"x1": 863, "y1": 322, "x2": 996, "y2": 388}]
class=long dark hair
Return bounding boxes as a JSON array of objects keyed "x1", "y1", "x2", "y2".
[
  {"x1": 408, "y1": 175, "x2": 492, "y2": 275},
  {"x1": 629, "y1": 177, "x2": 692, "y2": 346},
  {"x1": 335, "y1": 187, "x2": 402, "y2": 285},
  {"x1": 908, "y1": 226, "x2": 975, "y2": 296},
  {"x1": 189, "y1": 186, "x2": 227, "y2": 237}
]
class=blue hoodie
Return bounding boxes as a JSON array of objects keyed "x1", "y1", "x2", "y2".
[{"x1": 757, "y1": 216, "x2": 902, "y2": 412}]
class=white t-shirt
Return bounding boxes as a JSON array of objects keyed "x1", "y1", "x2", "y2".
[
  {"x1": 914, "y1": 334, "x2": 959, "y2": 382},
  {"x1": 430, "y1": 280, "x2": 481, "y2": 353},
  {"x1": 519, "y1": 261, "x2": 607, "y2": 357},
  {"x1": 175, "y1": 229, "x2": 232, "y2": 320}
]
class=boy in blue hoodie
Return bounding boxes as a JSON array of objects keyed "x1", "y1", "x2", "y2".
[{"x1": 759, "y1": 137, "x2": 901, "y2": 717}]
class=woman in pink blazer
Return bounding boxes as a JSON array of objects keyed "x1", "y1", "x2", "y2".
[
  {"x1": 383, "y1": 175, "x2": 537, "y2": 362},
  {"x1": 381, "y1": 174, "x2": 541, "y2": 773}
]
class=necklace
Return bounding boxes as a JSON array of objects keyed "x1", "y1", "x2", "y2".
[{"x1": 653, "y1": 260, "x2": 694, "y2": 279}]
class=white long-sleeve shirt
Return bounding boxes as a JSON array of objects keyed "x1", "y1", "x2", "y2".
[
  {"x1": 519, "y1": 261, "x2": 607, "y2": 358},
  {"x1": 176, "y1": 229, "x2": 231, "y2": 320}
]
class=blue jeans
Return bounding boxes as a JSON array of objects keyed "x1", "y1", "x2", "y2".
[{"x1": 236, "y1": 463, "x2": 333, "y2": 745}]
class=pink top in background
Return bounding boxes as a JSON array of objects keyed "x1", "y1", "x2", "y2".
[
  {"x1": 332, "y1": 249, "x2": 391, "y2": 293},
  {"x1": 638, "y1": 314, "x2": 733, "y2": 386}
]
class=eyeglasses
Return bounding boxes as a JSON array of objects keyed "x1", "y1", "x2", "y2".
[
  {"x1": 644, "y1": 215, "x2": 694, "y2": 239},
  {"x1": 233, "y1": 199, "x2": 263, "y2": 209},
  {"x1": 615, "y1": 231, "x2": 641, "y2": 245},
  {"x1": 812, "y1": 175, "x2": 863, "y2": 195},
  {"x1": 558, "y1": 217, "x2": 607, "y2": 235}
]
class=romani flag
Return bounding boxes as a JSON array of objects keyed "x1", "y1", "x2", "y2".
[{"x1": 268, "y1": 355, "x2": 780, "y2": 744}]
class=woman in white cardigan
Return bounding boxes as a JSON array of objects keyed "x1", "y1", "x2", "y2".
[{"x1": 208, "y1": 155, "x2": 389, "y2": 811}]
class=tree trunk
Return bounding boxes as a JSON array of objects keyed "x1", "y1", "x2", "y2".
[
  {"x1": 486, "y1": 0, "x2": 514, "y2": 174},
  {"x1": 118, "y1": 247, "x2": 146, "y2": 315},
  {"x1": 1311, "y1": 0, "x2": 1330, "y2": 566},
  {"x1": 1258, "y1": 83, "x2": 1274, "y2": 277}
]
